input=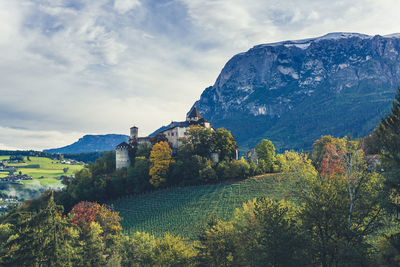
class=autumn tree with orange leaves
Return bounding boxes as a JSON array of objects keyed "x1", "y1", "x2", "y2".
[{"x1": 320, "y1": 143, "x2": 345, "y2": 178}]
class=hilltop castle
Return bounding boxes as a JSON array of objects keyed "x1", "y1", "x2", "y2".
[{"x1": 115, "y1": 107, "x2": 213, "y2": 169}]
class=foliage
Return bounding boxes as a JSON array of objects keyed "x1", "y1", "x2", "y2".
[
  {"x1": 216, "y1": 159, "x2": 250, "y2": 180},
  {"x1": 320, "y1": 142, "x2": 345, "y2": 178},
  {"x1": 1, "y1": 192, "x2": 79, "y2": 266},
  {"x1": 122, "y1": 232, "x2": 197, "y2": 267},
  {"x1": 373, "y1": 87, "x2": 400, "y2": 212},
  {"x1": 297, "y1": 173, "x2": 383, "y2": 266},
  {"x1": 183, "y1": 126, "x2": 215, "y2": 158},
  {"x1": 127, "y1": 157, "x2": 151, "y2": 193},
  {"x1": 255, "y1": 139, "x2": 276, "y2": 172},
  {"x1": 198, "y1": 197, "x2": 310, "y2": 267},
  {"x1": 136, "y1": 142, "x2": 153, "y2": 158},
  {"x1": 213, "y1": 128, "x2": 238, "y2": 161},
  {"x1": 276, "y1": 150, "x2": 317, "y2": 179},
  {"x1": 149, "y1": 141, "x2": 174, "y2": 188},
  {"x1": 241, "y1": 198, "x2": 310, "y2": 266},
  {"x1": 312, "y1": 135, "x2": 347, "y2": 171},
  {"x1": 377, "y1": 228, "x2": 400, "y2": 266},
  {"x1": 197, "y1": 220, "x2": 241, "y2": 267}
]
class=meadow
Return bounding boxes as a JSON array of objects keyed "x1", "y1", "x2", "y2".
[
  {"x1": 0, "y1": 156, "x2": 84, "y2": 199},
  {"x1": 110, "y1": 174, "x2": 293, "y2": 239},
  {"x1": 1, "y1": 156, "x2": 83, "y2": 181}
]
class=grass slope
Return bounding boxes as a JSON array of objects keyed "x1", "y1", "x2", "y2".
[
  {"x1": 3, "y1": 156, "x2": 83, "y2": 179},
  {"x1": 0, "y1": 156, "x2": 84, "y2": 199},
  {"x1": 110, "y1": 174, "x2": 293, "y2": 239}
]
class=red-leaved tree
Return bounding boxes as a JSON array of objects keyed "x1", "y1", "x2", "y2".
[{"x1": 320, "y1": 143, "x2": 345, "y2": 178}]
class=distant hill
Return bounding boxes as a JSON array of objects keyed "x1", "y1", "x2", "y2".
[
  {"x1": 43, "y1": 134, "x2": 129, "y2": 154},
  {"x1": 193, "y1": 32, "x2": 400, "y2": 151}
]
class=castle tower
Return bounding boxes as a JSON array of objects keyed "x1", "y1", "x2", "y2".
[
  {"x1": 115, "y1": 142, "x2": 130, "y2": 169},
  {"x1": 186, "y1": 107, "x2": 203, "y2": 122},
  {"x1": 130, "y1": 126, "x2": 138, "y2": 139}
]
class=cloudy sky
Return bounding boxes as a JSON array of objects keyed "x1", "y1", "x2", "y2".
[{"x1": 1, "y1": 0, "x2": 400, "y2": 150}]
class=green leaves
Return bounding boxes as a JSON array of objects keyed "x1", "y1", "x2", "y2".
[{"x1": 255, "y1": 139, "x2": 276, "y2": 172}]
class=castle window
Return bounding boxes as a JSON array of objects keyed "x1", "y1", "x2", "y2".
[{"x1": 171, "y1": 133, "x2": 174, "y2": 136}]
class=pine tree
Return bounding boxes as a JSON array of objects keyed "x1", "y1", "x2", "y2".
[
  {"x1": 374, "y1": 87, "x2": 400, "y2": 211},
  {"x1": 3, "y1": 191, "x2": 78, "y2": 266}
]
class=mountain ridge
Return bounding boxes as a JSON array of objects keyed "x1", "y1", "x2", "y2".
[
  {"x1": 43, "y1": 134, "x2": 129, "y2": 154},
  {"x1": 193, "y1": 32, "x2": 400, "y2": 151}
]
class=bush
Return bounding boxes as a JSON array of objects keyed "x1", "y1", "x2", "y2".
[
  {"x1": 216, "y1": 159, "x2": 250, "y2": 181},
  {"x1": 127, "y1": 157, "x2": 151, "y2": 194},
  {"x1": 122, "y1": 232, "x2": 197, "y2": 267}
]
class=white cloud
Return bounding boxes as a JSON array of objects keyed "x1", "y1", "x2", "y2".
[
  {"x1": 0, "y1": 126, "x2": 84, "y2": 151},
  {"x1": 114, "y1": 0, "x2": 141, "y2": 14},
  {"x1": 1, "y1": 0, "x2": 400, "y2": 150}
]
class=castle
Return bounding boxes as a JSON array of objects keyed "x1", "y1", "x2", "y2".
[{"x1": 116, "y1": 107, "x2": 213, "y2": 169}]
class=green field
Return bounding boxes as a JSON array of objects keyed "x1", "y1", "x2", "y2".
[
  {"x1": 110, "y1": 174, "x2": 293, "y2": 239},
  {"x1": 3, "y1": 156, "x2": 83, "y2": 179},
  {"x1": 0, "y1": 156, "x2": 84, "y2": 198}
]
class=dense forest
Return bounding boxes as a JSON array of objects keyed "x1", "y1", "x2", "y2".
[{"x1": 2, "y1": 89, "x2": 400, "y2": 266}]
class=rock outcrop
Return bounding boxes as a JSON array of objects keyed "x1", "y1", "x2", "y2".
[{"x1": 193, "y1": 33, "x2": 400, "y2": 151}]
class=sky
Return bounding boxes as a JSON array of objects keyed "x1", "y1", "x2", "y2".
[{"x1": 1, "y1": 0, "x2": 400, "y2": 151}]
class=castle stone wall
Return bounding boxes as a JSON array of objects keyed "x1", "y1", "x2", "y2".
[{"x1": 116, "y1": 147, "x2": 130, "y2": 169}]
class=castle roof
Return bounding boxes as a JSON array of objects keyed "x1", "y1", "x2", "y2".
[
  {"x1": 159, "y1": 117, "x2": 210, "y2": 133},
  {"x1": 116, "y1": 142, "x2": 129, "y2": 148},
  {"x1": 187, "y1": 107, "x2": 203, "y2": 119}
]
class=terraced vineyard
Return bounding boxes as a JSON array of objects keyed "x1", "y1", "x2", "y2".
[{"x1": 110, "y1": 174, "x2": 294, "y2": 239}]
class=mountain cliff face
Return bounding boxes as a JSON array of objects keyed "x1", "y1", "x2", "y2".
[
  {"x1": 43, "y1": 134, "x2": 129, "y2": 154},
  {"x1": 193, "y1": 33, "x2": 400, "y2": 151}
]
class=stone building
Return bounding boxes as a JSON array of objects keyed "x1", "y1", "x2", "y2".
[
  {"x1": 115, "y1": 107, "x2": 213, "y2": 170},
  {"x1": 115, "y1": 142, "x2": 131, "y2": 170},
  {"x1": 159, "y1": 107, "x2": 212, "y2": 149}
]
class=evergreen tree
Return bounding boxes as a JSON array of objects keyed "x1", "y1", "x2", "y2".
[
  {"x1": 374, "y1": 87, "x2": 400, "y2": 211},
  {"x1": 3, "y1": 191, "x2": 78, "y2": 266}
]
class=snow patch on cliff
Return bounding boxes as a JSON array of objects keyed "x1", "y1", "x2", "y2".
[{"x1": 284, "y1": 43, "x2": 311, "y2": 50}]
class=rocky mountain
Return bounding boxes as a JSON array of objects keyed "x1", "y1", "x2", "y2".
[
  {"x1": 193, "y1": 32, "x2": 400, "y2": 151},
  {"x1": 43, "y1": 134, "x2": 129, "y2": 154}
]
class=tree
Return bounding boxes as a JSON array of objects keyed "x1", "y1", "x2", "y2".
[
  {"x1": 373, "y1": 87, "x2": 400, "y2": 212},
  {"x1": 312, "y1": 135, "x2": 347, "y2": 171},
  {"x1": 63, "y1": 167, "x2": 69, "y2": 174},
  {"x1": 2, "y1": 191, "x2": 79, "y2": 266},
  {"x1": 213, "y1": 128, "x2": 238, "y2": 161},
  {"x1": 122, "y1": 232, "x2": 197, "y2": 266},
  {"x1": 69, "y1": 201, "x2": 123, "y2": 264},
  {"x1": 183, "y1": 125, "x2": 215, "y2": 158},
  {"x1": 297, "y1": 173, "x2": 383, "y2": 267},
  {"x1": 126, "y1": 157, "x2": 151, "y2": 194},
  {"x1": 242, "y1": 198, "x2": 310, "y2": 267},
  {"x1": 378, "y1": 229, "x2": 400, "y2": 266},
  {"x1": 149, "y1": 141, "x2": 174, "y2": 188},
  {"x1": 320, "y1": 143, "x2": 345, "y2": 178},
  {"x1": 255, "y1": 139, "x2": 276, "y2": 172},
  {"x1": 136, "y1": 142, "x2": 153, "y2": 158},
  {"x1": 197, "y1": 220, "x2": 242, "y2": 267}
]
